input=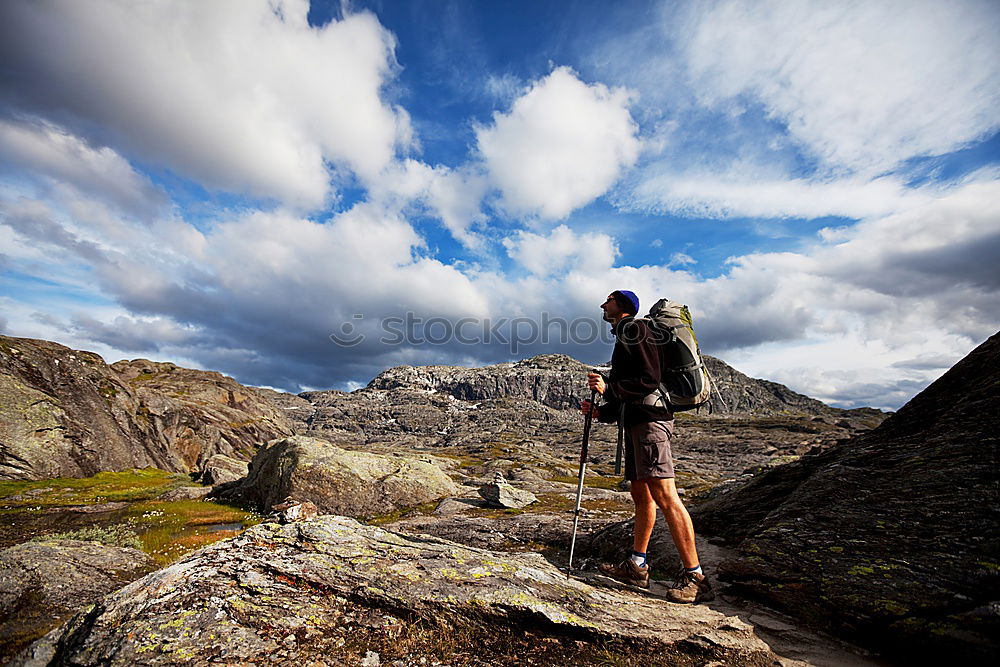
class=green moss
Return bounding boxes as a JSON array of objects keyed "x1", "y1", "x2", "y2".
[
  {"x1": 873, "y1": 599, "x2": 909, "y2": 616},
  {"x1": 365, "y1": 500, "x2": 439, "y2": 526},
  {"x1": 31, "y1": 523, "x2": 142, "y2": 549}
]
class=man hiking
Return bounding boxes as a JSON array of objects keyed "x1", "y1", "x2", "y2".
[{"x1": 581, "y1": 290, "x2": 713, "y2": 603}]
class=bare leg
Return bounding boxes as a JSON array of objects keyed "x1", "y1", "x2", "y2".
[
  {"x1": 645, "y1": 477, "x2": 699, "y2": 569},
  {"x1": 629, "y1": 479, "x2": 657, "y2": 554}
]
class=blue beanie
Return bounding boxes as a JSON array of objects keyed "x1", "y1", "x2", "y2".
[{"x1": 613, "y1": 290, "x2": 640, "y2": 315}]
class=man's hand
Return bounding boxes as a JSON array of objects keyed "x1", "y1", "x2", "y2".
[
  {"x1": 580, "y1": 399, "x2": 600, "y2": 419},
  {"x1": 587, "y1": 372, "x2": 606, "y2": 395}
]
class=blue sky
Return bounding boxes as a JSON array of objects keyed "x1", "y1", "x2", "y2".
[{"x1": 1, "y1": 0, "x2": 998, "y2": 410}]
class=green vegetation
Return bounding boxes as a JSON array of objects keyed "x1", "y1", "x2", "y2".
[
  {"x1": 125, "y1": 499, "x2": 262, "y2": 565},
  {"x1": 4, "y1": 469, "x2": 262, "y2": 566},
  {"x1": 0, "y1": 468, "x2": 190, "y2": 507},
  {"x1": 546, "y1": 474, "x2": 622, "y2": 490},
  {"x1": 366, "y1": 500, "x2": 439, "y2": 526}
]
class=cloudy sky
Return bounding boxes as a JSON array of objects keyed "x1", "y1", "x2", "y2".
[{"x1": 1, "y1": 0, "x2": 998, "y2": 410}]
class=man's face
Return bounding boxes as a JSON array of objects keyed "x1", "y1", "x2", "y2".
[{"x1": 601, "y1": 294, "x2": 623, "y2": 323}]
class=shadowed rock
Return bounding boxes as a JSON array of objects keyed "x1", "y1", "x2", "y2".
[
  {"x1": 15, "y1": 516, "x2": 781, "y2": 666},
  {"x1": 690, "y1": 332, "x2": 1000, "y2": 662},
  {"x1": 218, "y1": 436, "x2": 460, "y2": 519},
  {"x1": 0, "y1": 539, "x2": 155, "y2": 660}
]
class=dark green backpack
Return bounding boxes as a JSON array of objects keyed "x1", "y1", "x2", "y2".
[{"x1": 641, "y1": 299, "x2": 712, "y2": 411}]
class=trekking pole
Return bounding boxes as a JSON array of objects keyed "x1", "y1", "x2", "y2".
[
  {"x1": 614, "y1": 403, "x2": 624, "y2": 475},
  {"x1": 568, "y1": 387, "x2": 598, "y2": 575}
]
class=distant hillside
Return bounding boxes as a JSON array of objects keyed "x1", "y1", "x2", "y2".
[{"x1": 368, "y1": 352, "x2": 884, "y2": 421}]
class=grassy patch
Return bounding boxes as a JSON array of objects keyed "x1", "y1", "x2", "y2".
[
  {"x1": 4, "y1": 469, "x2": 262, "y2": 566},
  {"x1": 366, "y1": 500, "x2": 440, "y2": 526},
  {"x1": 546, "y1": 474, "x2": 622, "y2": 490},
  {"x1": 0, "y1": 469, "x2": 190, "y2": 507},
  {"x1": 125, "y1": 499, "x2": 262, "y2": 565}
]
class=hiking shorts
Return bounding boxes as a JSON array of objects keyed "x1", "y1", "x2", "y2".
[{"x1": 624, "y1": 420, "x2": 675, "y2": 481}]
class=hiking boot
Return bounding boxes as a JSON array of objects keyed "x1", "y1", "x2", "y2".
[
  {"x1": 663, "y1": 568, "x2": 714, "y2": 603},
  {"x1": 598, "y1": 558, "x2": 650, "y2": 589}
]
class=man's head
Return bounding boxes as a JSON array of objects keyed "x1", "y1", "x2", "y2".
[{"x1": 601, "y1": 290, "x2": 639, "y2": 323}]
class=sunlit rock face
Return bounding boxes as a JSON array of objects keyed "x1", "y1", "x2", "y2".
[{"x1": 0, "y1": 335, "x2": 293, "y2": 480}]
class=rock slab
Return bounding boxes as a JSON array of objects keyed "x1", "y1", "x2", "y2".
[
  {"x1": 17, "y1": 516, "x2": 781, "y2": 666},
  {"x1": 0, "y1": 539, "x2": 155, "y2": 661}
]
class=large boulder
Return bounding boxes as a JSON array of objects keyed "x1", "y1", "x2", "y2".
[
  {"x1": 16, "y1": 516, "x2": 780, "y2": 666},
  {"x1": 0, "y1": 539, "x2": 155, "y2": 660},
  {"x1": 220, "y1": 436, "x2": 460, "y2": 519},
  {"x1": 0, "y1": 335, "x2": 293, "y2": 480},
  {"x1": 691, "y1": 332, "x2": 1000, "y2": 662}
]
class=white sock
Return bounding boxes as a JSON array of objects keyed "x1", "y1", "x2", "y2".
[
  {"x1": 630, "y1": 551, "x2": 647, "y2": 567},
  {"x1": 685, "y1": 564, "x2": 703, "y2": 576}
]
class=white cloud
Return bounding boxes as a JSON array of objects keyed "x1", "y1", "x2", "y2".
[
  {"x1": 0, "y1": 0, "x2": 410, "y2": 209},
  {"x1": 625, "y1": 172, "x2": 931, "y2": 220},
  {"x1": 680, "y1": 0, "x2": 1000, "y2": 175},
  {"x1": 503, "y1": 224, "x2": 619, "y2": 277},
  {"x1": 0, "y1": 118, "x2": 165, "y2": 219},
  {"x1": 669, "y1": 252, "x2": 695, "y2": 267},
  {"x1": 369, "y1": 159, "x2": 489, "y2": 249},
  {"x1": 476, "y1": 67, "x2": 640, "y2": 219}
]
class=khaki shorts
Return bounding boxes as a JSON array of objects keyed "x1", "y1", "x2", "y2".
[{"x1": 624, "y1": 420, "x2": 675, "y2": 481}]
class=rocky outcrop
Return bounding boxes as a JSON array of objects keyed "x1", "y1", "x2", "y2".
[
  {"x1": 690, "y1": 332, "x2": 1000, "y2": 662},
  {"x1": 17, "y1": 516, "x2": 781, "y2": 666},
  {"x1": 0, "y1": 336, "x2": 293, "y2": 480},
  {"x1": 703, "y1": 356, "x2": 884, "y2": 422},
  {"x1": 218, "y1": 436, "x2": 460, "y2": 519},
  {"x1": 367, "y1": 353, "x2": 593, "y2": 410},
  {"x1": 0, "y1": 539, "x2": 155, "y2": 660}
]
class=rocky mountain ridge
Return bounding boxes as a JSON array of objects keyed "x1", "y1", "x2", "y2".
[
  {"x1": 0, "y1": 335, "x2": 294, "y2": 480},
  {"x1": 367, "y1": 353, "x2": 884, "y2": 420}
]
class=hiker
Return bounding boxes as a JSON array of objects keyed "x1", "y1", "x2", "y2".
[{"x1": 580, "y1": 290, "x2": 713, "y2": 603}]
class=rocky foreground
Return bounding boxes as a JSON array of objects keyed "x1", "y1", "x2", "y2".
[{"x1": 15, "y1": 516, "x2": 781, "y2": 667}]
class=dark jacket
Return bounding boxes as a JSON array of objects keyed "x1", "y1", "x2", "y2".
[{"x1": 598, "y1": 316, "x2": 673, "y2": 424}]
